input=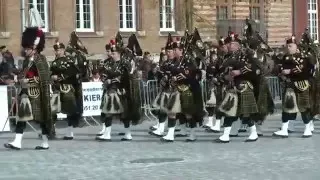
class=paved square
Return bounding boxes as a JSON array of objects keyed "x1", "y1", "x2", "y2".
[{"x1": 0, "y1": 114, "x2": 319, "y2": 180}]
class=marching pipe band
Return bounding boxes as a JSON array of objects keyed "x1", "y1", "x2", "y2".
[{"x1": 3, "y1": 23, "x2": 320, "y2": 150}]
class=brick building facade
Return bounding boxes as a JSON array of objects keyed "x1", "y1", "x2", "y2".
[
  {"x1": 292, "y1": 0, "x2": 319, "y2": 42},
  {"x1": 0, "y1": 0, "x2": 297, "y2": 58},
  {"x1": 192, "y1": 0, "x2": 293, "y2": 47}
]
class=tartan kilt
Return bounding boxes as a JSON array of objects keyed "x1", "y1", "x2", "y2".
[
  {"x1": 100, "y1": 88, "x2": 126, "y2": 115},
  {"x1": 251, "y1": 78, "x2": 275, "y2": 121},
  {"x1": 50, "y1": 92, "x2": 61, "y2": 114},
  {"x1": 152, "y1": 91, "x2": 170, "y2": 111},
  {"x1": 310, "y1": 78, "x2": 320, "y2": 116},
  {"x1": 60, "y1": 85, "x2": 78, "y2": 115},
  {"x1": 17, "y1": 91, "x2": 42, "y2": 122},
  {"x1": 126, "y1": 78, "x2": 142, "y2": 125},
  {"x1": 205, "y1": 82, "x2": 216, "y2": 107},
  {"x1": 166, "y1": 85, "x2": 195, "y2": 115},
  {"x1": 296, "y1": 89, "x2": 311, "y2": 112},
  {"x1": 238, "y1": 86, "x2": 258, "y2": 117},
  {"x1": 74, "y1": 84, "x2": 83, "y2": 114},
  {"x1": 282, "y1": 87, "x2": 310, "y2": 113},
  {"x1": 215, "y1": 85, "x2": 224, "y2": 107}
]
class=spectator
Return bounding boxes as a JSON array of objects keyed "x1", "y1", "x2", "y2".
[
  {"x1": 147, "y1": 63, "x2": 158, "y2": 80},
  {"x1": 139, "y1": 51, "x2": 152, "y2": 81},
  {"x1": 90, "y1": 70, "x2": 101, "y2": 82},
  {"x1": 0, "y1": 46, "x2": 17, "y2": 81}
]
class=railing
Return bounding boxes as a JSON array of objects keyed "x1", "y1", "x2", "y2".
[
  {"x1": 139, "y1": 76, "x2": 282, "y2": 121},
  {"x1": 3, "y1": 76, "x2": 283, "y2": 124}
]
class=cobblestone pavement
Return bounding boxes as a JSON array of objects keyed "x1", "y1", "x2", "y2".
[{"x1": 0, "y1": 114, "x2": 320, "y2": 180}]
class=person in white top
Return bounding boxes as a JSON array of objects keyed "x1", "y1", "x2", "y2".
[{"x1": 90, "y1": 70, "x2": 101, "y2": 82}]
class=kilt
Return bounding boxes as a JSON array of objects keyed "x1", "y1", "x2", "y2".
[
  {"x1": 166, "y1": 85, "x2": 195, "y2": 115},
  {"x1": 18, "y1": 87, "x2": 42, "y2": 122},
  {"x1": 60, "y1": 85, "x2": 78, "y2": 115},
  {"x1": 50, "y1": 92, "x2": 61, "y2": 114},
  {"x1": 251, "y1": 77, "x2": 274, "y2": 121},
  {"x1": 282, "y1": 87, "x2": 310, "y2": 113},
  {"x1": 125, "y1": 78, "x2": 141, "y2": 124},
  {"x1": 310, "y1": 76, "x2": 320, "y2": 116},
  {"x1": 152, "y1": 91, "x2": 170, "y2": 111},
  {"x1": 218, "y1": 89, "x2": 238, "y2": 117},
  {"x1": 100, "y1": 88, "x2": 126, "y2": 115},
  {"x1": 238, "y1": 85, "x2": 259, "y2": 117},
  {"x1": 205, "y1": 82, "x2": 216, "y2": 107}
]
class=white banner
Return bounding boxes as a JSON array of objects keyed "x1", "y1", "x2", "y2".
[
  {"x1": 82, "y1": 82, "x2": 103, "y2": 116},
  {"x1": 57, "y1": 82, "x2": 103, "y2": 118},
  {"x1": 0, "y1": 86, "x2": 10, "y2": 132}
]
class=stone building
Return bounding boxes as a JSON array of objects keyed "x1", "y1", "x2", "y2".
[{"x1": 0, "y1": 0, "x2": 309, "y2": 58}]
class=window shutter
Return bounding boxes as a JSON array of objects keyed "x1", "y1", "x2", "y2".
[
  {"x1": 94, "y1": 0, "x2": 100, "y2": 31},
  {"x1": 135, "y1": 0, "x2": 143, "y2": 31},
  {"x1": 49, "y1": 0, "x2": 54, "y2": 31},
  {"x1": 0, "y1": 0, "x2": 6, "y2": 31},
  {"x1": 174, "y1": 0, "x2": 182, "y2": 31}
]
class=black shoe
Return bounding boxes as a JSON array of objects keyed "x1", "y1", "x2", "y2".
[
  {"x1": 95, "y1": 137, "x2": 112, "y2": 142},
  {"x1": 186, "y1": 138, "x2": 197, "y2": 142},
  {"x1": 238, "y1": 129, "x2": 247, "y2": 133},
  {"x1": 35, "y1": 146, "x2": 49, "y2": 150},
  {"x1": 302, "y1": 135, "x2": 312, "y2": 138},
  {"x1": 205, "y1": 128, "x2": 220, "y2": 133},
  {"x1": 118, "y1": 132, "x2": 125, "y2": 136},
  {"x1": 175, "y1": 134, "x2": 188, "y2": 137},
  {"x1": 278, "y1": 128, "x2": 294, "y2": 133},
  {"x1": 63, "y1": 136, "x2": 74, "y2": 140},
  {"x1": 121, "y1": 138, "x2": 132, "y2": 141},
  {"x1": 4, "y1": 143, "x2": 20, "y2": 150},
  {"x1": 174, "y1": 129, "x2": 181, "y2": 132},
  {"x1": 245, "y1": 138, "x2": 258, "y2": 142},
  {"x1": 202, "y1": 125, "x2": 211, "y2": 129},
  {"x1": 149, "y1": 131, "x2": 164, "y2": 137},
  {"x1": 149, "y1": 126, "x2": 157, "y2": 131},
  {"x1": 258, "y1": 133, "x2": 263, "y2": 137},
  {"x1": 214, "y1": 138, "x2": 229, "y2": 143},
  {"x1": 272, "y1": 133, "x2": 288, "y2": 138},
  {"x1": 160, "y1": 138, "x2": 174, "y2": 142},
  {"x1": 229, "y1": 134, "x2": 239, "y2": 137}
]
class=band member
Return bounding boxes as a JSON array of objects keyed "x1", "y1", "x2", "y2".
[
  {"x1": 204, "y1": 37, "x2": 227, "y2": 132},
  {"x1": 301, "y1": 29, "x2": 318, "y2": 132},
  {"x1": 215, "y1": 32, "x2": 260, "y2": 143},
  {"x1": 273, "y1": 35, "x2": 314, "y2": 138},
  {"x1": 170, "y1": 37, "x2": 189, "y2": 137},
  {"x1": 191, "y1": 28, "x2": 206, "y2": 129},
  {"x1": 4, "y1": 27, "x2": 52, "y2": 150},
  {"x1": 242, "y1": 22, "x2": 275, "y2": 136},
  {"x1": 96, "y1": 42, "x2": 113, "y2": 136},
  {"x1": 65, "y1": 31, "x2": 89, "y2": 128},
  {"x1": 161, "y1": 35, "x2": 198, "y2": 142},
  {"x1": 149, "y1": 33, "x2": 175, "y2": 136},
  {"x1": 96, "y1": 32, "x2": 139, "y2": 141},
  {"x1": 51, "y1": 39, "x2": 81, "y2": 140}
]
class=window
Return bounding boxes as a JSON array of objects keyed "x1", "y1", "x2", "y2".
[
  {"x1": 159, "y1": 0, "x2": 175, "y2": 31},
  {"x1": 119, "y1": 0, "x2": 136, "y2": 32},
  {"x1": 216, "y1": 0, "x2": 229, "y2": 20},
  {"x1": 217, "y1": 6, "x2": 228, "y2": 20},
  {"x1": 249, "y1": 0, "x2": 261, "y2": 20},
  {"x1": 76, "y1": 0, "x2": 94, "y2": 32},
  {"x1": 28, "y1": 0, "x2": 49, "y2": 32},
  {"x1": 308, "y1": 0, "x2": 318, "y2": 41}
]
